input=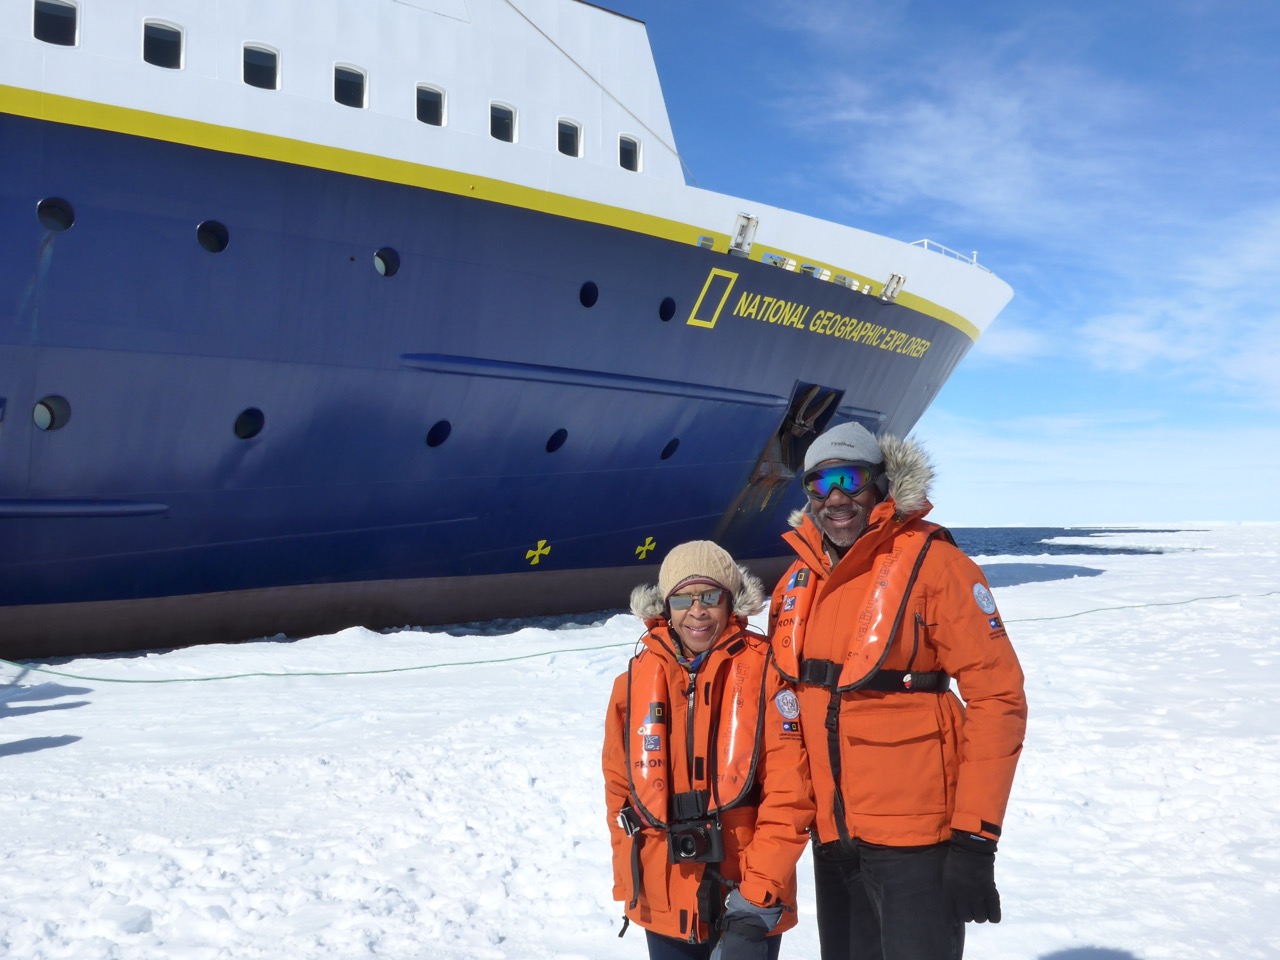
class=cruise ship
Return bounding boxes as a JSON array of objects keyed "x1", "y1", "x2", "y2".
[{"x1": 0, "y1": 0, "x2": 1012, "y2": 658}]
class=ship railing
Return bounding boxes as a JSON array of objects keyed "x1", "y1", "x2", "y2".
[{"x1": 909, "y1": 239, "x2": 993, "y2": 273}]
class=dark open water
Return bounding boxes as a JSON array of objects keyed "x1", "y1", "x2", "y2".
[
  {"x1": 945, "y1": 527, "x2": 1195, "y2": 589},
  {"x1": 948, "y1": 527, "x2": 1185, "y2": 558}
]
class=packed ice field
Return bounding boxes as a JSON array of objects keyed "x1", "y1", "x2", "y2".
[{"x1": 1, "y1": 522, "x2": 1277, "y2": 960}]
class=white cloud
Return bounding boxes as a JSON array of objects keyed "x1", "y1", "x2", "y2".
[
  {"x1": 773, "y1": 21, "x2": 1158, "y2": 251},
  {"x1": 768, "y1": 4, "x2": 1277, "y2": 273},
  {"x1": 1074, "y1": 203, "x2": 1280, "y2": 409}
]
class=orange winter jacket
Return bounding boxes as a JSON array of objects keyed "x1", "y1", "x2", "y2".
[
  {"x1": 770, "y1": 503, "x2": 1027, "y2": 847},
  {"x1": 602, "y1": 617, "x2": 814, "y2": 943}
]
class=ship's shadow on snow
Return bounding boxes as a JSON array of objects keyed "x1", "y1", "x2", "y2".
[
  {"x1": 1, "y1": 682, "x2": 91, "y2": 718},
  {"x1": 980, "y1": 562, "x2": 1104, "y2": 588},
  {"x1": 0, "y1": 735, "x2": 82, "y2": 758},
  {"x1": 1, "y1": 682, "x2": 90, "y2": 756},
  {"x1": 1039, "y1": 949, "x2": 1140, "y2": 960}
]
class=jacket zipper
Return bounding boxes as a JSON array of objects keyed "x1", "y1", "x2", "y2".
[{"x1": 685, "y1": 671, "x2": 697, "y2": 775}]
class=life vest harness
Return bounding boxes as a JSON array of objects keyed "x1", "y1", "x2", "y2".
[
  {"x1": 797, "y1": 662, "x2": 951, "y2": 693},
  {"x1": 617, "y1": 626, "x2": 769, "y2": 936},
  {"x1": 774, "y1": 522, "x2": 954, "y2": 844}
]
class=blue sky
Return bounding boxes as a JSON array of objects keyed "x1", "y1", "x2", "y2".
[{"x1": 608, "y1": 1, "x2": 1280, "y2": 526}]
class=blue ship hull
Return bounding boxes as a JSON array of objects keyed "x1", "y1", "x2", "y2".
[{"x1": 0, "y1": 112, "x2": 973, "y2": 657}]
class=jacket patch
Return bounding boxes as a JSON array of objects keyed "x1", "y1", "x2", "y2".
[
  {"x1": 782, "y1": 596, "x2": 796, "y2": 612},
  {"x1": 972, "y1": 583, "x2": 997, "y2": 614},
  {"x1": 774, "y1": 690, "x2": 800, "y2": 720},
  {"x1": 786, "y1": 569, "x2": 811, "y2": 591}
]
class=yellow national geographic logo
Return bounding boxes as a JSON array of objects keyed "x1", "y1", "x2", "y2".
[
  {"x1": 687, "y1": 268, "x2": 738, "y2": 329},
  {"x1": 688, "y1": 265, "x2": 934, "y2": 359}
]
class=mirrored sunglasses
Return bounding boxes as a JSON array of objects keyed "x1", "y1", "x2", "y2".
[
  {"x1": 668, "y1": 588, "x2": 726, "y2": 611},
  {"x1": 802, "y1": 463, "x2": 881, "y2": 500}
]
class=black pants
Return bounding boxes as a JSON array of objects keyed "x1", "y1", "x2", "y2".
[
  {"x1": 813, "y1": 839, "x2": 963, "y2": 960},
  {"x1": 644, "y1": 930, "x2": 784, "y2": 960}
]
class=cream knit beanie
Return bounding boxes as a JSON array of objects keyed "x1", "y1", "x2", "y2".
[{"x1": 657, "y1": 540, "x2": 743, "y2": 600}]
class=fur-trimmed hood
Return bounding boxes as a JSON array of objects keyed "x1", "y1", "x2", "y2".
[
  {"x1": 788, "y1": 433, "x2": 934, "y2": 529},
  {"x1": 629, "y1": 563, "x2": 767, "y2": 622}
]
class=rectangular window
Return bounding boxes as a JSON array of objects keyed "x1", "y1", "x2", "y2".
[
  {"x1": 334, "y1": 65, "x2": 366, "y2": 108},
  {"x1": 557, "y1": 120, "x2": 581, "y2": 157},
  {"x1": 619, "y1": 136, "x2": 640, "y2": 172},
  {"x1": 34, "y1": 0, "x2": 77, "y2": 46},
  {"x1": 490, "y1": 103, "x2": 515, "y2": 142},
  {"x1": 244, "y1": 45, "x2": 279, "y2": 90},
  {"x1": 416, "y1": 86, "x2": 444, "y2": 126},
  {"x1": 143, "y1": 22, "x2": 182, "y2": 69}
]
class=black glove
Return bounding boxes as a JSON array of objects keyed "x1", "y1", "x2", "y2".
[
  {"x1": 944, "y1": 831, "x2": 1001, "y2": 923},
  {"x1": 709, "y1": 888, "x2": 782, "y2": 960}
]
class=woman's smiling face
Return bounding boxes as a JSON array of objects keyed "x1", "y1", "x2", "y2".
[{"x1": 668, "y1": 583, "x2": 730, "y2": 654}]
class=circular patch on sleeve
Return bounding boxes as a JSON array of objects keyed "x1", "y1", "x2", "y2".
[
  {"x1": 972, "y1": 583, "x2": 997, "y2": 615},
  {"x1": 774, "y1": 689, "x2": 800, "y2": 720}
]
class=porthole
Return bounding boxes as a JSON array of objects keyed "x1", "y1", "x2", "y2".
[
  {"x1": 658, "y1": 297, "x2": 677, "y2": 322},
  {"x1": 579, "y1": 281, "x2": 599, "y2": 308},
  {"x1": 374, "y1": 247, "x2": 400, "y2": 277},
  {"x1": 37, "y1": 197, "x2": 75, "y2": 231},
  {"x1": 196, "y1": 220, "x2": 229, "y2": 253},
  {"x1": 546, "y1": 428, "x2": 568, "y2": 453},
  {"x1": 425, "y1": 420, "x2": 452, "y2": 448},
  {"x1": 660, "y1": 438, "x2": 680, "y2": 461},
  {"x1": 33, "y1": 395, "x2": 71, "y2": 431},
  {"x1": 234, "y1": 407, "x2": 265, "y2": 440}
]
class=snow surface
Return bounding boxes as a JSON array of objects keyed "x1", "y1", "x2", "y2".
[{"x1": 2, "y1": 523, "x2": 1278, "y2": 960}]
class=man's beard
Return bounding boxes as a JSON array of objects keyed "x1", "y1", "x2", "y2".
[{"x1": 816, "y1": 505, "x2": 868, "y2": 552}]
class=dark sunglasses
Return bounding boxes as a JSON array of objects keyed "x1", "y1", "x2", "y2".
[
  {"x1": 668, "y1": 588, "x2": 727, "y2": 611},
  {"x1": 803, "y1": 463, "x2": 882, "y2": 500}
]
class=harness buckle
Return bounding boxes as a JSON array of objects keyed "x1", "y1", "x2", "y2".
[
  {"x1": 824, "y1": 688, "x2": 841, "y2": 733},
  {"x1": 799, "y1": 657, "x2": 841, "y2": 687},
  {"x1": 617, "y1": 806, "x2": 643, "y2": 837}
]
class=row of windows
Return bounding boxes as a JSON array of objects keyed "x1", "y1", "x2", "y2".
[
  {"x1": 33, "y1": 390, "x2": 682, "y2": 464},
  {"x1": 36, "y1": 195, "x2": 688, "y2": 323},
  {"x1": 32, "y1": 0, "x2": 644, "y2": 170}
]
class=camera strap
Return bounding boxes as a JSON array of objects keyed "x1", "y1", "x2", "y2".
[{"x1": 617, "y1": 805, "x2": 645, "y2": 910}]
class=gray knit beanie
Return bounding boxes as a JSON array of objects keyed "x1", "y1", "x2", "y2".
[
  {"x1": 658, "y1": 540, "x2": 743, "y2": 600},
  {"x1": 803, "y1": 422, "x2": 884, "y2": 472}
]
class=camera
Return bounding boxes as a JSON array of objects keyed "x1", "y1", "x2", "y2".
[{"x1": 667, "y1": 819, "x2": 725, "y2": 864}]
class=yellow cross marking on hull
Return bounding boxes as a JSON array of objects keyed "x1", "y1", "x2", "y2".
[
  {"x1": 526, "y1": 539, "x2": 551, "y2": 565},
  {"x1": 635, "y1": 536, "x2": 657, "y2": 560}
]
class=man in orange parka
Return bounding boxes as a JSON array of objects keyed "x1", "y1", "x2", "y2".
[
  {"x1": 604, "y1": 541, "x2": 814, "y2": 960},
  {"x1": 769, "y1": 422, "x2": 1027, "y2": 960}
]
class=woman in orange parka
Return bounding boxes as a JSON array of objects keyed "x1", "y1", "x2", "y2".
[{"x1": 603, "y1": 540, "x2": 814, "y2": 960}]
